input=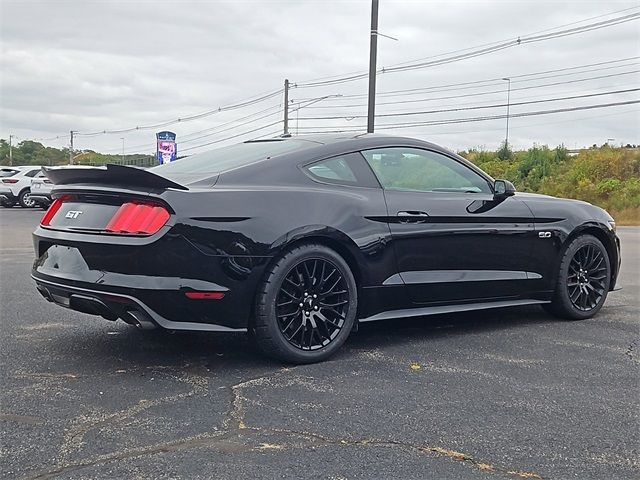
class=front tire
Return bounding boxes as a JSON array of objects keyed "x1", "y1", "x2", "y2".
[
  {"x1": 544, "y1": 234, "x2": 610, "y2": 320},
  {"x1": 253, "y1": 243, "x2": 357, "y2": 364}
]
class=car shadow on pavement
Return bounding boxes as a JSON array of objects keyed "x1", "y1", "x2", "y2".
[{"x1": 44, "y1": 305, "x2": 555, "y2": 371}]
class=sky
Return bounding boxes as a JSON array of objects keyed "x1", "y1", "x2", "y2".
[{"x1": 1, "y1": 0, "x2": 639, "y2": 156}]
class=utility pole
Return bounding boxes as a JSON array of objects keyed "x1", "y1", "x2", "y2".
[
  {"x1": 502, "y1": 78, "x2": 511, "y2": 148},
  {"x1": 69, "y1": 130, "x2": 76, "y2": 165},
  {"x1": 121, "y1": 137, "x2": 125, "y2": 164},
  {"x1": 367, "y1": 0, "x2": 379, "y2": 134},
  {"x1": 8, "y1": 134, "x2": 13, "y2": 166},
  {"x1": 283, "y1": 78, "x2": 290, "y2": 135}
]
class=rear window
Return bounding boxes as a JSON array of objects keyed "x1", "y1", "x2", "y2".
[
  {"x1": 150, "y1": 139, "x2": 315, "y2": 175},
  {"x1": 0, "y1": 169, "x2": 18, "y2": 178}
]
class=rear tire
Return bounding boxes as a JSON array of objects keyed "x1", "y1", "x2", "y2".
[
  {"x1": 253, "y1": 243, "x2": 357, "y2": 364},
  {"x1": 544, "y1": 234, "x2": 610, "y2": 320},
  {"x1": 18, "y1": 189, "x2": 35, "y2": 208}
]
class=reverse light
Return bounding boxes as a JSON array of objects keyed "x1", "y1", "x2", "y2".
[
  {"x1": 105, "y1": 202, "x2": 170, "y2": 235},
  {"x1": 184, "y1": 291, "x2": 226, "y2": 300}
]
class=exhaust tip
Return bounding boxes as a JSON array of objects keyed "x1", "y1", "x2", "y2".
[{"x1": 125, "y1": 310, "x2": 157, "y2": 330}]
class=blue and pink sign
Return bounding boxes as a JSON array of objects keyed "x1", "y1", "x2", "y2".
[{"x1": 156, "y1": 131, "x2": 177, "y2": 164}]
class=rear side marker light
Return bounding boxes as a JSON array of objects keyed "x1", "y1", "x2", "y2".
[
  {"x1": 185, "y1": 291, "x2": 226, "y2": 300},
  {"x1": 106, "y1": 202, "x2": 170, "y2": 235}
]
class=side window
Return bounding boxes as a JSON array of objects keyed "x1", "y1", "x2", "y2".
[
  {"x1": 361, "y1": 147, "x2": 492, "y2": 194},
  {"x1": 25, "y1": 169, "x2": 40, "y2": 178},
  {"x1": 304, "y1": 152, "x2": 380, "y2": 188}
]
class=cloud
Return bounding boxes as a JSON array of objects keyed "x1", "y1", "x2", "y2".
[{"x1": 1, "y1": 0, "x2": 638, "y2": 154}]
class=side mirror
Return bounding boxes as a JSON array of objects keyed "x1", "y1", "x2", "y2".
[{"x1": 494, "y1": 179, "x2": 516, "y2": 199}]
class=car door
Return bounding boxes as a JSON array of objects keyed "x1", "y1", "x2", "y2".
[{"x1": 361, "y1": 147, "x2": 537, "y2": 304}]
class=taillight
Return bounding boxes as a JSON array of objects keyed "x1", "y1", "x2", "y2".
[
  {"x1": 41, "y1": 198, "x2": 65, "y2": 226},
  {"x1": 105, "y1": 202, "x2": 170, "y2": 235},
  {"x1": 43, "y1": 179, "x2": 52, "y2": 184},
  {"x1": 2, "y1": 179, "x2": 18, "y2": 184}
]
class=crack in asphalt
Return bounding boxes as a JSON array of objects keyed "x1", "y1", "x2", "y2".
[
  {"x1": 23, "y1": 366, "x2": 543, "y2": 480},
  {"x1": 626, "y1": 339, "x2": 639, "y2": 363},
  {"x1": 58, "y1": 367, "x2": 210, "y2": 463}
]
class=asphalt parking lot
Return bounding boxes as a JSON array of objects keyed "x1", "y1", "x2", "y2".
[{"x1": 0, "y1": 207, "x2": 638, "y2": 480}]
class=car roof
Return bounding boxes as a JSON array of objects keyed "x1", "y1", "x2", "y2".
[
  {"x1": 246, "y1": 133, "x2": 448, "y2": 155},
  {"x1": 248, "y1": 133, "x2": 437, "y2": 146},
  {"x1": 8, "y1": 166, "x2": 45, "y2": 171}
]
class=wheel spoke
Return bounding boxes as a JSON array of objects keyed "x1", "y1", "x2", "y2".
[
  {"x1": 275, "y1": 257, "x2": 350, "y2": 351},
  {"x1": 317, "y1": 311, "x2": 342, "y2": 329},
  {"x1": 279, "y1": 288, "x2": 298, "y2": 301},
  {"x1": 285, "y1": 277, "x2": 302, "y2": 291},
  {"x1": 565, "y1": 243, "x2": 609, "y2": 312},
  {"x1": 320, "y1": 299, "x2": 349, "y2": 307}
]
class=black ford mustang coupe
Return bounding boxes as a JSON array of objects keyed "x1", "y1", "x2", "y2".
[{"x1": 32, "y1": 134, "x2": 620, "y2": 363}]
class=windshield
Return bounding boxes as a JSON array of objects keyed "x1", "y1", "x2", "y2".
[{"x1": 150, "y1": 139, "x2": 315, "y2": 175}]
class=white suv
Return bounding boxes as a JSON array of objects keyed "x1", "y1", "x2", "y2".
[{"x1": 0, "y1": 166, "x2": 44, "y2": 208}]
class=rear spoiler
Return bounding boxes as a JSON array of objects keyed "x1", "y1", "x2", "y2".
[{"x1": 42, "y1": 164, "x2": 187, "y2": 191}]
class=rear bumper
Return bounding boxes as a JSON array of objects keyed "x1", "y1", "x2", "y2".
[
  {"x1": 30, "y1": 193, "x2": 52, "y2": 206},
  {"x1": 32, "y1": 275, "x2": 246, "y2": 332},
  {"x1": 0, "y1": 188, "x2": 17, "y2": 203},
  {"x1": 31, "y1": 228, "x2": 272, "y2": 330}
]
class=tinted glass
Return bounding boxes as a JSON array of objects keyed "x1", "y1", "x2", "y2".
[
  {"x1": 150, "y1": 139, "x2": 315, "y2": 175},
  {"x1": 0, "y1": 169, "x2": 18, "y2": 178},
  {"x1": 306, "y1": 155, "x2": 357, "y2": 183},
  {"x1": 25, "y1": 169, "x2": 41, "y2": 177},
  {"x1": 362, "y1": 147, "x2": 491, "y2": 194}
]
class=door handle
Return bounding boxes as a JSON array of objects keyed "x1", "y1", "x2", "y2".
[{"x1": 397, "y1": 211, "x2": 429, "y2": 223}]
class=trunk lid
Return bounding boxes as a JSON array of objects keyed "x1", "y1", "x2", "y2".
[{"x1": 41, "y1": 164, "x2": 180, "y2": 235}]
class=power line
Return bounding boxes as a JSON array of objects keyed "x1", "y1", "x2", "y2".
[
  {"x1": 76, "y1": 88, "x2": 283, "y2": 137},
  {"x1": 295, "y1": 88, "x2": 639, "y2": 121},
  {"x1": 296, "y1": 57, "x2": 639, "y2": 103},
  {"x1": 98, "y1": 103, "x2": 284, "y2": 154},
  {"x1": 180, "y1": 120, "x2": 283, "y2": 152},
  {"x1": 295, "y1": 99, "x2": 640, "y2": 132},
  {"x1": 179, "y1": 109, "x2": 282, "y2": 144},
  {"x1": 293, "y1": 6, "x2": 640, "y2": 86},
  {"x1": 179, "y1": 103, "x2": 282, "y2": 140},
  {"x1": 294, "y1": 69, "x2": 640, "y2": 111},
  {"x1": 408, "y1": 107, "x2": 640, "y2": 138},
  {"x1": 293, "y1": 10, "x2": 640, "y2": 88}
]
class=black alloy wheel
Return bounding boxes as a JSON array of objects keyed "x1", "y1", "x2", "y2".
[
  {"x1": 544, "y1": 234, "x2": 610, "y2": 320},
  {"x1": 567, "y1": 244, "x2": 608, "y2": 311},
  {"x1": 254, "y1": 243, "x2": 357, "y2": 363},
  {"x1": 276, "y1": 258, "x2": 349, "y2": 351}
]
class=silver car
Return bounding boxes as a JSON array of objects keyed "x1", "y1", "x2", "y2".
[{"x1": 29, "y1": 172, "x2": 53, "y2": 209}]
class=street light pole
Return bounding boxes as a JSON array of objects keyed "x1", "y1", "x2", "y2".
[
  {"x1": 367, "y1": 0, "x2": 379, "y2": 134},
  {"x1": 8, "y1": 134, "x2": 13, "y2": 166},
  {"x1": 502, "y1": 78, "x2": 511, "y2": 148}
]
